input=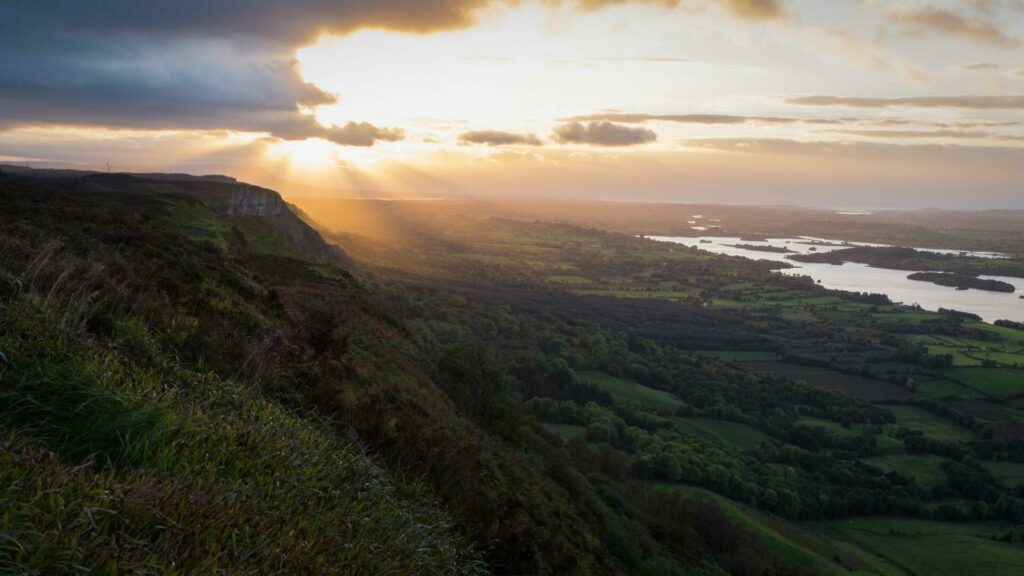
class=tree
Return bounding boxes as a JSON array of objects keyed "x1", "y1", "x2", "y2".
[{"x1": 437, "y1": 343, "x2": 511, "y2": 426}]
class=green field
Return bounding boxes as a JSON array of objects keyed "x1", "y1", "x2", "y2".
[
  {"x1": 861, "y1": 454, "x2": 952, "y2": 489},
  {"x1": 881, "y1": 405, "x2": 977, "y2": 441},
  {"x1": 578, "y1": 371, "x2": 684, "y2": 412},
  {"x1": 655, "y1": 487, "x2": 1024, "y2": 576},
  {"x1": 818, "y1": 517, "x2": 1023, "y2": 576},
  {"x1": 796, "y1": 416, "x2": 865, "y2": 437},
  {"x1": 914, "y1": 378, "x2": 984, "y2": 399},
  {"x1": 946, "y1": 367, "x2": 1024, "y2": 397},
  {"x1": 543, "y1": 423, "x2": 588, "y2": 441},
  {"x1": 966, "y1": 323, "x2": 1024, "y2": 344},
  {"x1": 545, "y1": 274, "x2": 594, "y2": 285},
  {"x1": 655, "y1": 484, "x2": 878, "y2": 576},
  {"x1": 746, "y1": 362, "x2": 908, "y2": 399},
  {"x1": 910, "y1": 330, "x2": 1024, "y2": 370},
  {"x1": 672, "y1": 417, "x2": 769, "y2": 450},
  {"x1": 702, "y1": 350, "x2": 782, "y2": 362},
  {"x1": 980, "y1": 461, "x2": 1024, "y2": 488}
]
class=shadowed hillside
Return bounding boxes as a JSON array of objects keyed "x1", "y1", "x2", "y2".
[{"x1": 0, "y1": 175, "x2": 618, "y2": 575}]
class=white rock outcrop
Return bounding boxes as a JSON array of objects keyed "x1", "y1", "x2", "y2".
[{"x1": 226, "y1": 186, "x2": 286, "y2": 216}]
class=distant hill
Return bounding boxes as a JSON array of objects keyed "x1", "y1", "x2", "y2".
[{"x1": 0, "y1": 163, "x2": 237, "y2": 183}]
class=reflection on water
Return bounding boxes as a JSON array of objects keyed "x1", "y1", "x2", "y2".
[{"x1": 648, "y1": 236, "x2": 1024, "y2": 324}]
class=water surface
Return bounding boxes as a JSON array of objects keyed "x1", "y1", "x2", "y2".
[{"x1": 649, "y1": 236, "x2": 1024, "y2": 323}]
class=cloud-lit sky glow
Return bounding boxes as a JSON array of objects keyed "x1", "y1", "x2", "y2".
[{"x1": 1, "y1": 0, "x2": 1023, "y2": 208}]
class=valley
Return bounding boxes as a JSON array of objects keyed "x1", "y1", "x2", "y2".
[{"x1": 2, "y1": 175, "x2": 1023, "y2": 575}]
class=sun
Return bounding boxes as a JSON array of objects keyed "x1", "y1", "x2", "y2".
[{"x1": 268, "y1": 138, "x2": 340, "y2": 168}]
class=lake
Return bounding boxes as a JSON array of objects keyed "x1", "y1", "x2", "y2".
[{"x1": 648, "y1": 236, "x2": 1024, "y2": 323}]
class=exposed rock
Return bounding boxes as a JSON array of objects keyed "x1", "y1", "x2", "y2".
[
  {"x1": 226, "y1": 185, "x2": 287, "y2": 216},
  {"x1": 221, "y1": 185, "x2": 348, "y2": 266}
]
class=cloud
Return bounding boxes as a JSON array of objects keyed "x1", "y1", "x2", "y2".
[
  {"x1": 324, "y1": 122, "x2": 405, "y2": 146},
  {"x1": 680, "y1": 137, "x2": 1024, "y2": 158},
  {"x1": 459, "y1": 130, "x2": 544, "y2": 146},
  {"x1": 961, "y1": 62, "x2": 1000, "y2": 70},
  {"x1": 8, "y1": 1, "x2": 501, "y2": 46},
  {"x1": 552, "y1": 121, "x2": 657, "y2": 146},
  {"x1": 571, "y1": 0, "x2": 784, "y2": 21},
  {"x1": 574, "y1": 0, "x2": 680, "y2": 10},
  {"x1": 0, "y1": 2, "x2": 481, "y2": 143},
  {"x1": 0, "y1": 0, "x2": 793, "y2": 142},
  {"x1": 564, "y1": 112, "x2": 1021, "y2": 131},
  {"x1": 717, "y1": 0, "x2": 784, "y2": 20},
  {"x1": 1013, "y1": 68, "x2": 1024, "y2": 78},
  {"x1": 583, "y1": 56, "x2": 692, "y2": 63},
  {"x1": 888, "y1": 7, "x2": 1020, "y2": 47},
  {"x1": 787, "y1": 95, "x2": 1024, "y2": 109},
  {"x1": 827, "y1": 129, "x2": 1023, "y2": 141},
  {"x1": 0, "y1": 38, "x2": 404, "y2": 145},
  {"x1": 964, "y1": 0, "x2": 1024, "y2": 14},
  {"x1": 563, "y1": 112, "x2": 839, "y2": 125}
]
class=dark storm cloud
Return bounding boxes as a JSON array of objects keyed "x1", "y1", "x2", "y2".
[
  {"x1": 0, "y1": 1, "x2": 462, "y2": 142},
  {"x1": 552, "y1": 121, "x2": 657, "y2": 146},
  {"x1": 6, "y1": 1, "x2": 500, "y2": 46},
  {"x1": 459, "y1": 130, "x2": 544, "y2": 146},
  {"x1": 0, "y1": 1, "x2": 526, "y2": 143},
  {"x1": 0, "y1": 0, "x2": 788, "y2": 141}
]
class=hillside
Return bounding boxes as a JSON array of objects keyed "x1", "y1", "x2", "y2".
[
  {"x1": 0, "y1": 175, "x2": 616, "y2": 575},
  {"x1": 6, "y1": 175, "x2": 1024, "y2": 575}
]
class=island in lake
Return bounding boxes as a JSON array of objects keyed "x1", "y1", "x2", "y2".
[
  {"x1": 789, "y1": 245, "x2": 1024, "y2": 279},
  {"x1": 908, "y1": 272, "x2": 1015, "y2": 293},
  {"x1": 726, "y1": 243, "x2": 795, "y2": 254}
]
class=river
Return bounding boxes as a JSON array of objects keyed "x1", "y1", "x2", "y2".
[{"x1": 648, "y1": 235, "x2": 1024, "y2": 324}]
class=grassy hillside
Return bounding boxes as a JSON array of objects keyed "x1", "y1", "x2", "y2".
[
  {"x1": 0, "y1": 176, "x2": 615, "y2": 575},
  {"x1": 0, "y1": 286, "x2": 483, "y2": 575}
]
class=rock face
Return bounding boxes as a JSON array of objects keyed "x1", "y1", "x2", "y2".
[
  {"x1": 221, "y1": 184, "x2": 347, "y2": 266},
  {"x1": 226, "y1": 186, "x2": 287, "y2": 216}
]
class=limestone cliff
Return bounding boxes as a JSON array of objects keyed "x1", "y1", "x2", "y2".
[
  {"x1": 226, "y1": 185, "x2": 288, "y2": 216},
  {"x1": 222, "y1": 185, "x2": 346, "y2": 265}
]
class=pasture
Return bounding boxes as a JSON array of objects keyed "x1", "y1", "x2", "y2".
[
  {"x1": 578, "y1": 370, "x2": 684, "y2": 412},
  {"x1": 672, "y1": 417, "x2": 770, "y2": 450},
  {"x1": 881, "y1": 405, "x2": 977, "y2": 442}
]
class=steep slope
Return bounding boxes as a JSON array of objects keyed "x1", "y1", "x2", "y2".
[
  {"x1": 0, "y1": 176, "x2": 484, "y2": 574},
  {"x1": 0, "y1": 175, "x2": 617, "y2": 575}
]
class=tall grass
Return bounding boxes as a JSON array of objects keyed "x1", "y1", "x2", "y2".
[{"x1": 0, "y1": 248, "x2": 487, "y2": 575}]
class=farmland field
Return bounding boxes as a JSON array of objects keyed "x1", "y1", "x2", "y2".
[
  {"x1": 881, "y1": 405, "x2": 977, "y2": 441},
  {"x1": 672, "y1": 417, "x2": 770, "y2": 450},
  {"x1": 746, "y1": 362, "x2": 909, "y2": 399},
  {"x1": 946, "y1": 367, "x2": 1024, "y2": 397},
  {"x1": 861, "y1": 454, "x2": 952, "y2": 490},
  {"x1": 818, "y1": 517, "x2": 1022, "y2": 576},
  {"x1": 578, "y1": 370, "x2": 684, "y2": 411}
]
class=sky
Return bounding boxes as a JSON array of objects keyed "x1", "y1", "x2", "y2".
[{"x1": 1, "y1": 0, "x2": 1023, "y2": 208}]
